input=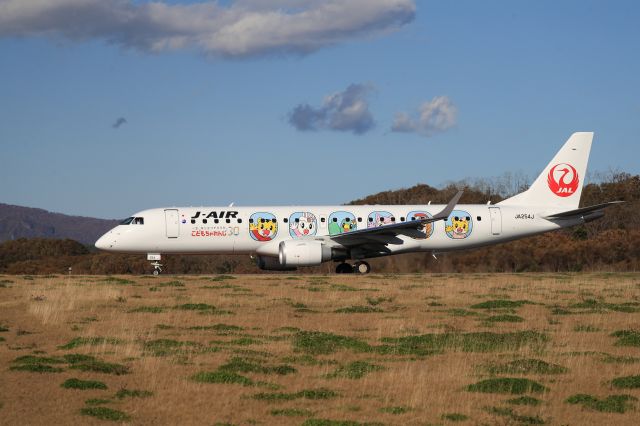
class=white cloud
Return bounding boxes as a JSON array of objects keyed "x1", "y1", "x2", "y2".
[
  {"x1": 0, "y1": 0, "x2": 416, "y2": 57},
  {"x1": 289, "y1": 83, "x2": 375, "y2": 134},
  {"x1": 391, "y1": 96, "x2": 457, "y2": 137}
]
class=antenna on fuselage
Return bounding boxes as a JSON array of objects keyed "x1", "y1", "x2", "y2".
[{"x1": 229, "y1": 202, "x2": 234, "y2": 207}]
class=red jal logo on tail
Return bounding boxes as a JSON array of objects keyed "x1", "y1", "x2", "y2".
[{"x1": 547, "y1": 163, "x2": 579, "y2": 197}]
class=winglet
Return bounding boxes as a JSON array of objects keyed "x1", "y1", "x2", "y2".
[{"x1": 432, "y1": 191, "x2": 463, "y2": 221}]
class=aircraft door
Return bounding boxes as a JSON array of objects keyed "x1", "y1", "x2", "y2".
[
  {"x1": 165, "y1": 209, "x2": 180, "y2": 238},
  {"x1": 489, "y1": 207, "x2": 502, "y2": 235}
]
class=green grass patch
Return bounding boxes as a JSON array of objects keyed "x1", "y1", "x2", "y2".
[
  {"x1": 10, "y1": 355, "x2": 65, "y2": 373},
  {"x1": 573, "y1": 324, "x2": 601, "y2": 332},
  {"x1": 191, "y1": 370, "x2": 253, "y2": 386},
  {"x1": 294, "y1": 330, "x2": 547, "y2": 356},
  {"x1": 566, "y1": 394, "x2": 637, "y2": 413},
  {"x1": 209, "y1": 275, "x2": 236, "y2": 282},
  {"x1": 69, "y1": 360, "x2": 129, "y2": 375},
  {"x1": 270, "y1": 408, "x2": 314, "y2": 417},
  {"x1": 379, "y1": 406, "x2": 411, "y2": 414},
  {"x1": 80, "y1": 406, "x2": 130, "y2": 421},
  {"x1": 85, "y1": 398, "x2": 112, "y2": 405},
  {"x1": 611, "y1": 375, "x2": 640, "y2": 389},
  {"x1": 380, "y1": 331, "x2": 548, "y2": 354},
  {"x1": 326, "y1": 361, "x2": 384, "y2": 379},
  {"x1": 486, "y1": 406, "x2": 544, "y2": 424},
  {"x1": 189, "y1": 323, "x2": 243, "y2": 333},
  {"x1": 441, "y1": 413, "x2": 468, "y2": 422},
  {"x1": 334, "y1": 306, "x2": 383, "y2": 313},
  {"x1": 128, "y1": 306, "x2": 166, "y2": 313},
  {"x1": 58, "y1": 337, "x2": 122, "y2": 349},
  {"x1": 571, "y1": 299, "x2": 640, "y2": 313},
  {"x1": 115, "y1": 388, "x2": 153, "y2": 399},
  {"x1": 506, "y1": 396, "x2": 542, "y2": 406},
  {"x1": 0, "y1": 325, "x2": 9, "y2": 332},
  {"x1": 301, "y1": 420, "x2": 383, "y2": 426},
  {"x1": 485, "y1": 314, "x2": 524, "y2": 323},
  {"x1": 158, "y1": 280, "x2": 185, "y2": 287},
  {"x1": 293, "y1": 331, "x2": 371, "y2": 355},
  {"x1": 601, "y1": 353, "x2": 640, "y2": 364},
  {"x1": 471, "y1": 299, "x2": 532, "y2": 309},
  {"x1": 10, "y1": 363, "x2": 64, "y2": 373},
  {"x1": 467, "y1": 378, "x2": 548, "y2": 394},
  {"x1": 219, "y1": 357, "x2": 296, "y2": 375},
  {"x1": 175, "y1": 303, "x2": 217, "y2": 311},
  {"x1": 366, "y1": 297, "x2": 392, "y2": 306},
  {"x1": 447, "y1": 308, "x2": 479, "y2": 317},
  {"x1": 485, "y1": 359, "x2": 567, "y2": 375},
  {"x1": 611, "y1": 330, "x2": 640, "y2": 347},
  {"x1": 61, "y1": 378, "x2": 107, "y2": 390},
  {"x1": 101, "y1": 277, "x2": 135, "y2": 285},
  {"x1": 253, "y1": 388, "x2": 338, "y2": 401}
]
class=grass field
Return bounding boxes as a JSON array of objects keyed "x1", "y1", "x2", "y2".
[{"x1": 1, "y1": 272, "x2": 639, "y2": 425}]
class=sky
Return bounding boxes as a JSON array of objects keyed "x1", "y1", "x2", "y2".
[{"x1": 1, "y1": 0, "x2": 639, "y2": 219}]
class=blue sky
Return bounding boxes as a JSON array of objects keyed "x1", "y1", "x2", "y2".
[{"x1": 1, "y1": 0, "x2": 638, "y2": 219}]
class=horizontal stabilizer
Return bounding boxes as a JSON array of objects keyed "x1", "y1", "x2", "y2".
[{"x1": 544, "y1": 201, "x2": 624, "y2": 219}]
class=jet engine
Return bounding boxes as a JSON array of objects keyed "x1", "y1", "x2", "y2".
[
  {"x1": 255, "y1": 255, "x2": 297, "y2": 271},
  {"x1": 278, "y1": 240, "x2": 332, "y2": 267}
]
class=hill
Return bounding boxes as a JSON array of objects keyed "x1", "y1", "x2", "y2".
[{"x1": 0, "y1": 203, "x2": 118, "y2": 245}]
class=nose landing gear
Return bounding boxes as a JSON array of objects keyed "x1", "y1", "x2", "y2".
[
  {"x1": 335, "y1": 261, "x2": 371, "y2": 274},
  {"x1": 147, "y1": 254, "x2": 163, "y2": 275}
]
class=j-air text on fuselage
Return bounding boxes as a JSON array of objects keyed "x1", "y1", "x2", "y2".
[{"x1": 95, "y1": 132, "x2": 623, "y2": 274}]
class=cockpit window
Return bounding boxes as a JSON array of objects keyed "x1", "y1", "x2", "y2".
[{"x1": 120, "y1": 217, "x2": 144, "y2": 225}]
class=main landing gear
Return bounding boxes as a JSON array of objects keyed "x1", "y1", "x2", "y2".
[{"x1": 335, "y1": 261, "x2": 371, "y2": 274}]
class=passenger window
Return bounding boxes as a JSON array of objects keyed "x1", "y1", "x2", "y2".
[
  {"x1": 477, "y1": 216, "x2": 482, "y2": 221},
  {"x1": 249, "y1": 218, "x2": 254, "y2": 223},
  {"x1": 214, "y1": 219, "x2": 219, "y2": 224},
  {"x1": 203, "y1": 219, "x2": 208, "y2": 224},
  {"x1": 238, "y1": 218, "x2": 243, "y2": 224},
  {"x1": 226, "y1": 219, "x2": 230, "y2": 223},
  {"x1": 357, "y1": 217, "x2": 362, "y2": 222},
  {"x1": 283, "y1": 218, "x2": 288, "y2": 223},
  {"x1": 400, "y1": 217, "x2": 405, "y2": 222},
  {"x1": 321, "y1": 217, "x2": 326, "y2": 223}
]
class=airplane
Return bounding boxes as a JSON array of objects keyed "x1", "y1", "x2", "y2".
[{"x1": 95, "y1": 132, "x2": 621, "y2": 274}]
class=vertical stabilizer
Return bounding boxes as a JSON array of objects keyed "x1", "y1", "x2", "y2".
[{"x1": 498, "y1": 132, "x2": 593, "y2": 208}]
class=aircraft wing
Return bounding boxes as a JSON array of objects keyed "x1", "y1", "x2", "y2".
[
  {"x1": 544, "y1": 201, "x2": 624, "y2": 219},
  {"x1": 327, "y1": 191, "x2": 463, "y2": 248}
]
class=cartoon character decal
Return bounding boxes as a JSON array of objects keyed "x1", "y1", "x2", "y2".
[
  {"x1": 249, "y1": 212, "x2": 278, "y2": 241},
  {"x1": 406, "y1": 210, "x2": 434, "y2": 239},
  {"x1": 289, "y1": 212, "x2": 317, "y2": 238},
  {"x1": 445, "y1": 210, "x2": 473, "y2": 239},
  {"x1": 367, "y1": 211, "x2": 394, "y2": 228},
  {"x1": 328, "y1": 211, "x2": 357, "y2": 235}
]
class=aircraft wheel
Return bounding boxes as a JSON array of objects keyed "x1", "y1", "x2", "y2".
[
  {"x1": 152, "y1": 269, "x2": 160, "y2": 276},
  {"x1": 354, "y1": 261, "x2": 371, "y2": 274},
  {"x1": 335, "y1": 263, "x2": 353, "y2": 274}
]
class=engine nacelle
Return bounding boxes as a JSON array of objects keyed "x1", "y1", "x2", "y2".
[
  {"x1": 278, "y1": 240, "x2": 332, "y2": 267},
  {"x1": 255, "y1": 255, "x2": 297, "y2": 271}
]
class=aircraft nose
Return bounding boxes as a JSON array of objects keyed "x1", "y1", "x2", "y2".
[{"x1": 95, "y1": 233, "x2": 114, "y2": 251}]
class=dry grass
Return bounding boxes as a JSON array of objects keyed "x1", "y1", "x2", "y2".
[{"x1": 1, "y1": 272, "x2": 639, "y2": 425}]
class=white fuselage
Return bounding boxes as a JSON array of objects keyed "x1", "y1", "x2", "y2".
[{"x1": 95, "y1": 204, "x2": 580, "y2": 258}]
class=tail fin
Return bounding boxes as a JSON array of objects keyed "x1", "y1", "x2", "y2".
[{"x1": 499, "y1": 132, "x2": 593, "y2": 208}]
